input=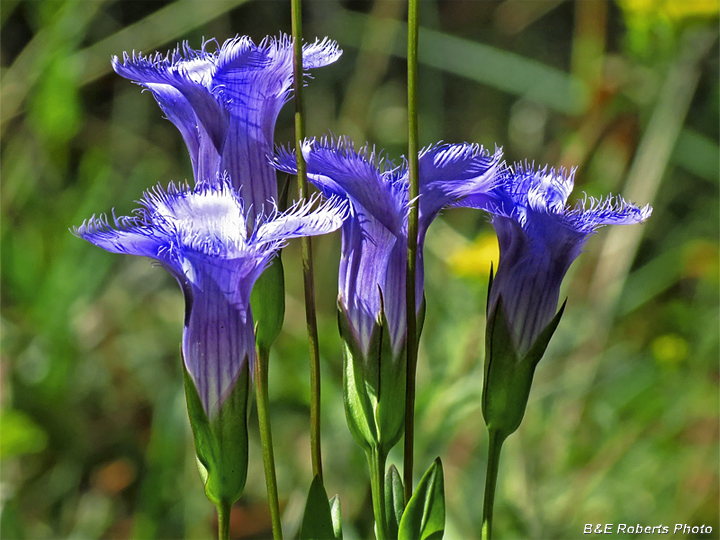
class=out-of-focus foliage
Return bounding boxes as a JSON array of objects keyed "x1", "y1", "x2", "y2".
[{"x1": 1, "y1": 1, "x2": 717, "y2": 539}]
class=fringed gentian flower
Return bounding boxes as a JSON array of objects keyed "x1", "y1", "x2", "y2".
[
  {"x1": 277, "y1": 137, "x2": 503, "y2": 357},
  {"x1": 465, "y1": 162, "x2": 652, "y2": 441},
  {"x1": 275, "y1": 136, "x2": 503, "y2": 455},
  {"x1": 75, "y1": 178, "x2": 345, "y2": 415},
  {"x1": 74, "y1": 178, "x2": 346, "y2": 506},
  {"x1": 480, "y1": 163, "x2": 652, "y2": 354},
  {"x1": 112, "y1": 35, "x2": 342, "y2": 224}
]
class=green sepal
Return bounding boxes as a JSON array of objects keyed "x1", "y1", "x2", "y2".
[
  {"x1": 398, "y1": 458, "x2": 445, "y2": 540},
  {"x1": 338, "y1": 301, "x2": 378, "y2": 452},
  {"x1": 375, "y1": 304, "x2": 407, "y2": 456},
  {"x1": 385, "y1": 463, "x2": 405, "y2": 539},
  {"x1": 300, "y1": 475, "x2": 337, "y2": 540},
  {"x1": 486, "y1": 263, "x2": 494, "y2": 317},
  {"x1": 329, "y1": 495, "x2": 343, "y2": 539},
  {"x1": 417, "y1": 294, "x2": 427, "y2": 338},
  {"x1": 182, "y1": 359, "x2": 250, "y2": 507},
  {"x1": 250, "y1": 255, "x2": 285, "y2": 353},
  {"x1": 337, "y1": 300, "x2": 406, "y2": 456},
  {"x1": 277, "y1": 173, "x2": 291, "y2": 212},
  {"x1": 481, "y1": 297, "x2": 566, "y2": 440},
  {"x1": 525, "y1": 299, "x2": 567, "y2": 368}
]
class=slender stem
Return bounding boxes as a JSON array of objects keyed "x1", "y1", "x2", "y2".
[
  {"x1": 403, "y1": 0, "x2": 420, "y2": 505},
  {"x1": 368, "y1": 447, "x2": 389, "y2": 540},
  {"x1": 291, "y1": 0, "x2": 323, "y2": 481},
  {"x1": 255, "y1": 347, "x2": 283, "y2": 540},
  {"x1": 216, "y1": 499, "x2": 231, "y2": 540},
  {"x1": 481, "y1": 429, "x2": 505, "y2": 540}
]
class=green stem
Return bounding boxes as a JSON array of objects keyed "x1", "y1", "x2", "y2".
[
  {"x1": 368, "y1": 447, "x2": 389, "y2": 540},
  {"x1": 255, "y1": 346, "x2": 283, "y2": 539},
  {"x1": 481, "y1": 429, "x2": 505, "y2": 540},
  {"x1": 291, "y1": 0, "x2": 323, "y2": 481},
  {"x1": 403, "y1": 0, "x2": 420, "y2": 505},
  {"x1": 216, "y1": 499, "x2": 231, "y2": 540}
]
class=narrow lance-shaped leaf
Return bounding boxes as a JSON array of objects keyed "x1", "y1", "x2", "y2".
[
  {"x1": 398, "y1": 458, "x2": 445, "y2": 540},
  {"x1": 385, "y1": 464, "x2": 405, "y2": 539},
  {"x1": 300, "y1": 475, "x2": 336, "y2": 540}
]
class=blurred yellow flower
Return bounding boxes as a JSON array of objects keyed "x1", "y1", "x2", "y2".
[
  {"x1": 447, "y1": 231, "x2": 499, "y2": 280},
  {"x1": 652, "y1": 333, "x2": 689, "y2": 366},
  {"x1": 619, "y1": 0, "x2": 719, "y2": 21}
]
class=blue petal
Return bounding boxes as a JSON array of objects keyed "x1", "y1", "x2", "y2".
[
  {"x1": 112, "y1": 47, "x2": 228, "y2": 154},
  {"x1": 302, "y1": 37, "x2": 343, "y2": 68},
  {"x1": 144, "y1": 84, "x2": 200, "y2": 167},
  {"x1": 73, "y1": 212, "x2": 169, "y2": 259},
  {"x1": 213, "y1": 36, "x2": 340, "y2": 219},
  {"x1": 277, "y1": 137, "x2": 406, "y2": 235},
  {"x1": 338, "y1": 216, "x2": 399, "y2": 354},
  {"x1": 276, "y1": 137, "x2": 500, "y2": 355},
  {"x1": 569, "y1": 195, "x2": 653, "y2": 233},
  {"x1": 483, "y1": 161, "x2": 652, "y2": 352},
  {"x1": 212, "y1": 36, "x2": 283, "y2": 218},
  {"x1": 253, "y1": 194, "x2": 347, "y2": 246},
  {"x1": 412, "y1": 143, "x2": 503, "y2": 233},
  {"x1": 182, "y1": 274, "x2": 255, "y2": 418},
  {"x1": 490, "y1": 215, "x2": 576, "y2": 353}
]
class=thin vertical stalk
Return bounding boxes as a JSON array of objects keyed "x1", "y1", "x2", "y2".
[
  {"x1": 255, "y1": 347, "x2": 283, "y2": 539},
  {"x1": 403, "y1": 0, "x2": 420, "y2": 505},
  {"x1": 291, "y1": 0, "x2": 323, "y2": 481},
  {"x1": 481, "y1": 429, "x2": 505, "y2": 540},
  {"x1": 216, "y1": 499, "x2": 231, "y2": 540},
  {"x1": 368, "y1": 448, "x2": 390, "y2": 540}
]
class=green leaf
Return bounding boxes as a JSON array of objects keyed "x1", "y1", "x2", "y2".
[
  {"x1": 329, "y1": 495, "x2": 343, "y2": 539},
  {"x1": 251, "y1": 256, "x2": 285, "y2": 353},
  {"x1": 398, "y1": 458, "x2": 445, "y2": 540},
  {"x1": 384, "y1": 464, "x2": 404, "y2": 539},
  {"x1": 300, "y1": 475, "x2": 336, "y2": 540}
]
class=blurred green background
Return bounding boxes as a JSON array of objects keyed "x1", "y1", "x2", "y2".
[{"x1": 1, "y1": 0, "x2": 718, "y2": 538}]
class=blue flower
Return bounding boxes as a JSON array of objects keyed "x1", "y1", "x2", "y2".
[
  {"x1": 112, "y1": 35, "x2": 341, "y2": 224},
  {"x1": 74, "y1": 179, "x2": 346, "y2": 417},
  {"x1": 468, "y1": 162, "x2": 652, "y2": 354},
  {"x1": 275, "y1": 137, "x2": 503, "y2": 356}
]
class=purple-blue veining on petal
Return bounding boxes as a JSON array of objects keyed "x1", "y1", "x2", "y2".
[
  {"x1": 413, "y1": 143, "x2": 503, "y2": 237},
  {"x1": 274, "y1": 136, "x2": 500, "y2": 356},
  {"x1": 213, "y1": 36, "x2": 282, "y2": 220},
  {"x1": 485, "y1": 162, "x2": 652, "y2": 353},
  {"x1": 112, "y1": 48, "x2": 229, "y2": 153},
  {"x1": 112, "y1": 35, "x2": 342, "y2": 217},
  {"x1": 275, "y1": 137, "x2": 405, "y2": 235},
  {"x1": 490, "y1": 214, "x2": 578, "y2": 353},
  {"x1": 73, "y1": 213, "x2": 167, "y2": 260},
  {"x1": 253, "y1": 194, "x2": 347, "y2": 246},
  {"x1": 569, "y1": 194, "x2": 653, "y2": 232},
  {"x1": 339, "y1": 215, "x2": 398, "y2": 355},
  {"x1": 75, "y1": 177, "x2": 345, "y2": 416},
  {"x1": 181, "y1": 272, "x2": 255, "y2": 418},
  {"x1": 143, "y1": 84, "x2": 201, "y2": 172}
]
